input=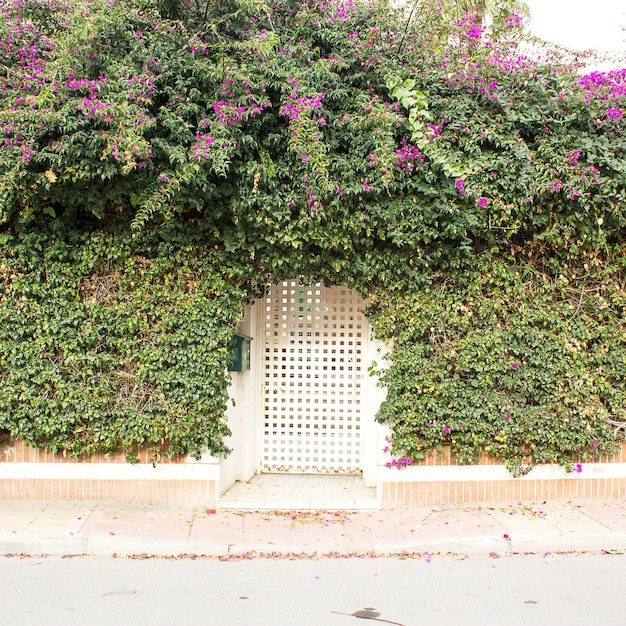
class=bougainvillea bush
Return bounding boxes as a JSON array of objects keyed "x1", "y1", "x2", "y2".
[{"x1": 0, "y1": 0, "x2": 624, "y2": 469}]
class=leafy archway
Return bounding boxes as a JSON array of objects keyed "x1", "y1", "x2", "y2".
[{"x1": 1, "y1": 0, "x2": 625, "y2": 472}]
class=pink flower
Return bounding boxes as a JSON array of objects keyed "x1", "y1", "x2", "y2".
[
  {"x1": 467, "y1": 26, "x2": 483, "y2": 39},
  {"x1": 567, "y1": 150, "x2": 580, "y2": 166},
  {"x1": 476, "y1": 196, "x2": 488, "y2": 208},
  {"x1": 607, "y1": 108, "x2": 623, "y2": 119},
  {"x1": 367, "y1": 153, "x2": 379, "y2": 167}
]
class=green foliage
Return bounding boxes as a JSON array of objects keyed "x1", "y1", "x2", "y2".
[
  {"x1": 0, "y1": 0, "x2": 624, "y2": 469},
  {"x1": 368, "y1": 251, "x2": 625, "y2": 473},
  {"x1": 0, "y1": 219, "x2": 249, "y2": 459}
]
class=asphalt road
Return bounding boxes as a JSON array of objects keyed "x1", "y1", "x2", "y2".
[{"x1": 1, "y1": 551, "x2": 623, "y2": 625}]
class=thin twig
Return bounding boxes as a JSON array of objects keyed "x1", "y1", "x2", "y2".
[{"x1": 330, "y1": 610, "x2": 405, "y2": 625}]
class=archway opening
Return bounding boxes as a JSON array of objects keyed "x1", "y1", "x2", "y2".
[{"x1": 219, "y1": 277, "x2": 385, "y2": 510}]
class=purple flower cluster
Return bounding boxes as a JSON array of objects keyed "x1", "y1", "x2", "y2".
[
  {"x1": 548, "y1": 179, "x2": 563, "y2": 193},
  {"x1": 76, "y1": 97, "x2": 113, "y2": 121},
  {"x1": 213, "y1": 99, "x2": 270, "y2": 125},
  {"x1": 279, "y1": 92, "x2": 325, "y2": 120},
  {"x1": 367, "y1": 153, "x2": 378, "y2": 167},
  {"x1": 503, "y1": 12, "x2": 527, "y2": 29},
  {"x1": 466, "y1": 26, "x2": 484, "y2": 40},
  {"x1": 580, "y1": 69, "x2": 626, "y2": 104},
  {"x1": 385, "y1": 457, "x2": 413, "y2": 469},
  {"x1": 305, "y1": 186, "x2": 322, "y2": 212},
  {"x1": 394, "y1": 141, "x2": 425, "y2": 173},
  {"x1": 190, "y1": 133, "x2": 216, "y2": 160},
  {"x1": 66, "y1": 75, "x2": 108, "y2": 97},
  {"x1": 579, "y1": 70, "x2": 626, "y2": 123},
  {"x1": 425, "y1": 123, "x2": 441, "y2": 141},
  {"x1": 567, "y1": 150, "x2": 580, "y2": 166}
]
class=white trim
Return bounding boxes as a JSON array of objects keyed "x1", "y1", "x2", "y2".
[
  {"x1": 378, "y1": 462, "x2": 626, "y2": 482},
  {"x1": 0, "y1": 462, "x2": 220, "y2": 481},
  {"x1": 361, "y1": 338, "x2": 389, "y2": 487}
]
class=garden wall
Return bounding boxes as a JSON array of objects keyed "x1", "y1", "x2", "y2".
[
  {"x1": 3, "y1": 439, "x2": 625, "y2": 509},
  {"x1": 379, "y1": 444, "x2": 626, "y2": 508},
  {"x1": 0, "y1": 440, "x2": 220, "y2": 507}
]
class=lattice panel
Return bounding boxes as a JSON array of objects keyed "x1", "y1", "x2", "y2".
[{"x1": 262, "y1": 281, "x2": 366, "y2": 473}]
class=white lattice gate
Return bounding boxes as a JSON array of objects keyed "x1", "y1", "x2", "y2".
[{"x1": 262, "y1": 281, "x2": 366, "y2": 473}]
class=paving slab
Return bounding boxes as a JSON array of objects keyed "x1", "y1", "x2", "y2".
[
  {"x1": 486, "y1": 503, "x2": 565, "y2": 538},
  {"x1": 188, "y1": 510, "x2": 244, "y2": 548},
  {"x1": 538, "y1": 502, "x2": 615, "y2": 536},
  {"x1": 218, "y1": 474, "x2": 377, "y2": 511},
  {"x1": 0, "y1": 501, "x2": 46, "y2": 534},
  {"x1": 573, "y1": 500, "x2": 626, "y2": 532},
  {"x1": 80, "y1": 503, "x2": 145, "y2": 538},
  {"x1": 394, "y1": 507, "x2": 506, "y2": 553},
  {"x1": 1, "y1": 498, "x2": 626, "y2": 557},
  {"x1": 236, "y1": 510, "x2": 354, "y2": 553},
  {"x1": 22, "y1": 501, "x2": 95, "y2": 536},
  {"x1": 341, "y1": 511, "x2": 413, "y2": 551},
  {"x1": 137, "y1": 506, "x2": 193, "y2": 543}
]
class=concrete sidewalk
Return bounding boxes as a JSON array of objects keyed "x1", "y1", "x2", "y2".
[{"x1": 1, "y1": 499, "x2": 625, "y2": 557}]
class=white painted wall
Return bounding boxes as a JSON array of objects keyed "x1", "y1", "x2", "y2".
[
  {"x1": 360, "y1": 331, "x2": 390, "y2": 488},
  {"x1": 220, "y1": 303, "x2": 264, "y2": 495}
]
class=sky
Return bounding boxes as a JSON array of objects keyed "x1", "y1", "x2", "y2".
[{"x1": 524, "y1": 0, "x2": 626, "y2": 54}]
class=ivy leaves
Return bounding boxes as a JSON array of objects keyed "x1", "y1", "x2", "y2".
[
  {"x1": 0, "y1": 0, "x2": 625, "y2": 469},
  {"x1": 369, "y1": 255, "x2": 624, "y2": 473},
  {"x1": 0, "y1": 222, "x2": 246, "y2": 460}
]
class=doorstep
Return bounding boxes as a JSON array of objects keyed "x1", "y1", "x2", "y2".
[{"x1": 217, "y1": 473, "x2": 379, "y2": 511}]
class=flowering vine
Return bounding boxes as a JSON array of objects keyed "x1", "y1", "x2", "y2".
[{"x1": 0, "y1": 0, "x2": 624, "y2": 469}]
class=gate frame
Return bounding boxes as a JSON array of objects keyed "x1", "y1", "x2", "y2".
[{"x1": 221, "y1": 280, "x2": 387, "y2": 496}]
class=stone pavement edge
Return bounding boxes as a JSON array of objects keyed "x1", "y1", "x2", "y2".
[{"x1": 1, "y1": 499, "x2": 626, "y2": 557}]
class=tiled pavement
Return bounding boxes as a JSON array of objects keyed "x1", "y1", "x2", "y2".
[{"x1": 1, "y1": 497, "x2": 626, "y2": 557}]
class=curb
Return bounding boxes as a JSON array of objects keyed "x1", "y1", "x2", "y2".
[{"x1": 3, "y1": 533, "x2": 626, "y2": 558}]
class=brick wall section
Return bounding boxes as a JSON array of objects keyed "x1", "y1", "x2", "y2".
[
  {"x1": 0, "y1": 440, "x2": 217, "y2": 507},
  {"x1": 408, "y1": 442, "x2": 626, "y2": 467},
  {"x1": 0, "y1": 440, "x2": 187, "y2": 465},
  {"x1": 0, "y1": 477, "x2": 217, "y2": 507},
  {"x1": 380, "y1": 442, "x2": 626, "y2": 508},
  {"x1": 381, "y1": 478, "x2": 626, "y2": 508}
]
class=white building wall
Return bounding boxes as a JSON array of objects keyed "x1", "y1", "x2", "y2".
[{"x1": 220, "y1": 304, "x2": 264, "y2": 495}]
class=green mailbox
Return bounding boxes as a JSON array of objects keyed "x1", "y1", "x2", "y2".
[{"x1": 228, "y1": 333, "x2": 252, "y2": 372}]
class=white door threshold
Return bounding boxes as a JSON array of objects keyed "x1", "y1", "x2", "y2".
[{"x1": 218, "y1": 473, "x2": 379, "y2": 511}]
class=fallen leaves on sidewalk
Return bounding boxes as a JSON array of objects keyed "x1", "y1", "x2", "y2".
[{"x1": 253, "y1": 510, "x2": 352, "y2": 526}]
